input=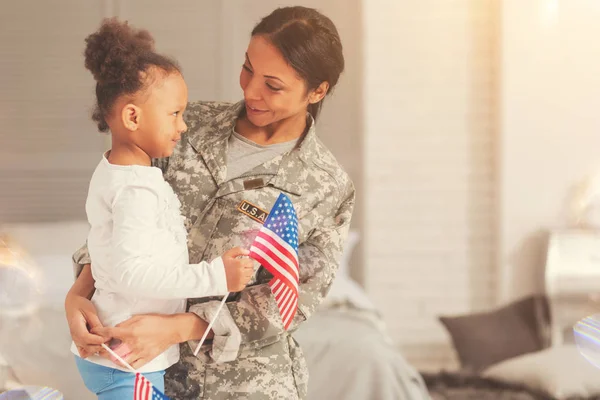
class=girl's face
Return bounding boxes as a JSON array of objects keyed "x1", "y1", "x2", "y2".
[
  {"x1": 239, "y1": 35, "x2": 315, "y2": 128},
  {"x1": 136, "y1": 71, "x2": 188, "y2": 158}
]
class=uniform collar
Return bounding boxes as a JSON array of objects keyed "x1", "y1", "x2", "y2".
[{"x1": 187, "y1": 100, "x2": 318, "y2": 195}]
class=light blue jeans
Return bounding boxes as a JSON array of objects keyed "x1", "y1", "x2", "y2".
[{"x1": 74, "y1": 356, "x2": 165, "y2": 400}]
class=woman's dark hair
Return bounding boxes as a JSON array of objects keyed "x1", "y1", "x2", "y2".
[
  {"x1": 252, "y1": 6, "x2": 344, "y2": 121},
  {"x1": 84, "y1": 18, "x2": 180, "y2": 132}
]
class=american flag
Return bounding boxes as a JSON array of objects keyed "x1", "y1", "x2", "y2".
[
  {"x1": 249, "y1": 193, "x2": 299, "y2": 330},
  {"x1": 134, "y1": 372, "x2": 169, "y2": 400}
]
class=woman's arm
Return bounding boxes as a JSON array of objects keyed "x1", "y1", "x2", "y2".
[
  {"x1": 64, "y1": 264, "x2": 108, "y2": 357},
  {"x1": 68, "y1": 263, "x2": 95, "y2": 299},
  {"x1": 173, "y1": 312, "x2": 215, "y2": 343}
]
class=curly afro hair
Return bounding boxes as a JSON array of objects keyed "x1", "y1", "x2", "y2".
[{"x1": 84, "y1": 18, "x2": 180, "y2": 132}]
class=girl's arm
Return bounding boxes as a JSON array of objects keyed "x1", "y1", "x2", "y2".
[{"x1": 107, "y1": 184, "x2": 229, "y2": 298}]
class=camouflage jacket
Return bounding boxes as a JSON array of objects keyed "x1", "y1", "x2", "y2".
[{"x1": 74, "y1": 100, "x2": 355, "y2": 399}]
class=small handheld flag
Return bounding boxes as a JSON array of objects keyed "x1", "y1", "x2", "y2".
[
  {"x1": 193, "y1": 193, "x2": 300, "y2": 357},
  {"x1": 100, "y1": 343, "x2": 170, "y2": 400},
  {"x1": 249, "y1": 193, "x2": 299, "y2": 330},
  {"x1": 134, "y1": 372, "x2": 169, "y2": 400}
]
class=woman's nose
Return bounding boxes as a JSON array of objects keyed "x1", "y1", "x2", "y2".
[{"x1": 244, "y1": 77, "x2": 262, "y2": 101}]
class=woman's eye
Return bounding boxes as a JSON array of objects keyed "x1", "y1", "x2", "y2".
[{"x1": 266, "y1": 83, "x2": 282, "y2": 91}]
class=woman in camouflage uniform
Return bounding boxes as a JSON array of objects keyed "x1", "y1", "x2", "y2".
[{"x1": 66, "y1": 6, "x2": 355, "y2": 399}]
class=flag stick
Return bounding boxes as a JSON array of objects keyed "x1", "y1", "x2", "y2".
[
  {"x1": 101, "y1": 343, "x2": 137, "y2": 373},
  {"x1": 193, "y1": 292, "x2": 229, "y2": 356}
]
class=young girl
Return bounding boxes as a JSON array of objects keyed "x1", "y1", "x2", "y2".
[{"x1": 70, "y1": 18, "x2": 254, "y2": 399}]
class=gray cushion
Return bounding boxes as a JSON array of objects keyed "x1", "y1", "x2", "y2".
[{"x1": 439, "y1": 295, "x2": 551, "y2": 372}]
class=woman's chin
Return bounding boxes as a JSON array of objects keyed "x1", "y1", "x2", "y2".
[{"x1": 245, "y1": 113, "x2": 273, "y2": 127}]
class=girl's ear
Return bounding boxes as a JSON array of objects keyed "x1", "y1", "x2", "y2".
[{"x1": 121, "y1": 103, "x2": 142, "y2": 131}]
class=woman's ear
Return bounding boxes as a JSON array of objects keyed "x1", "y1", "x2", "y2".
[
  {"x1": 308, "y1": 81, "x2": 330, "y2": 104},
  {"x1": 121, "y1": 103, "x2": 142, "y2": 132}
]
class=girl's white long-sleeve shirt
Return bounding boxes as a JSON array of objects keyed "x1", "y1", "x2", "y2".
[{"x1": 70, "y1": 154, "x2": 228, "y2": 372}]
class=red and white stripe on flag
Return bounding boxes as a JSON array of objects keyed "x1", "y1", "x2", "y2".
[
  {"x1": 249, "y1": 192, "x2": 300, "y2": 330},
  {"x1": 134, "y1": 373, "x2": 152, "y2": 400},
  {"x1": 134, "y1": 372, "x2": 169, "y2": 399},
  {"x1": 250, "y1": 225, "x2": 300, "y2": 330},
  {"x1": 270, "y1": 277, "x2": 298, "y2": 330}
]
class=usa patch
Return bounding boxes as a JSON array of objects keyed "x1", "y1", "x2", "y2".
[{"x1": 237, "y1": 200, "x2": 268, "y2": 224}]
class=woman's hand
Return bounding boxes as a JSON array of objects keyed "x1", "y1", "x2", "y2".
[
  {"x1": 65, "y1": 292, "x2": 108, "y2": 358},
  {"x1": 93, "y1": 312, "x2": 214, "y2": 370},
  {"x1": 93, "y1": 314, "x2": 179, "y2": 370}
]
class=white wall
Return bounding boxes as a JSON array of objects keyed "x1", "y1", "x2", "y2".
[
  {"x1": 363, "y1": 0, "x2": 498, "y2": 370},
  {"x1": 364, "y1": 0, "x2": 600, "y2": 370},
  {"x1": 499, "y1": 0, "x2": 600, "y2": 301}
]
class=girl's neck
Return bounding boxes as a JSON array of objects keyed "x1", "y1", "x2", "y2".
[
  {"x1": 107, "y1": 141, "x2": 151, "y2": 166},
  {"x1": 236, "y1": 111, "x2": 307, "y2": 146}
]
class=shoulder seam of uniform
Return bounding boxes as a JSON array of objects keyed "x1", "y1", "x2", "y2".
[
  {"x1": 309, "y1": 141, "x2": 351, "y2": 205},
  {"x1": 310, "y1": 160, "x2": 345, "y2": 205}
]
